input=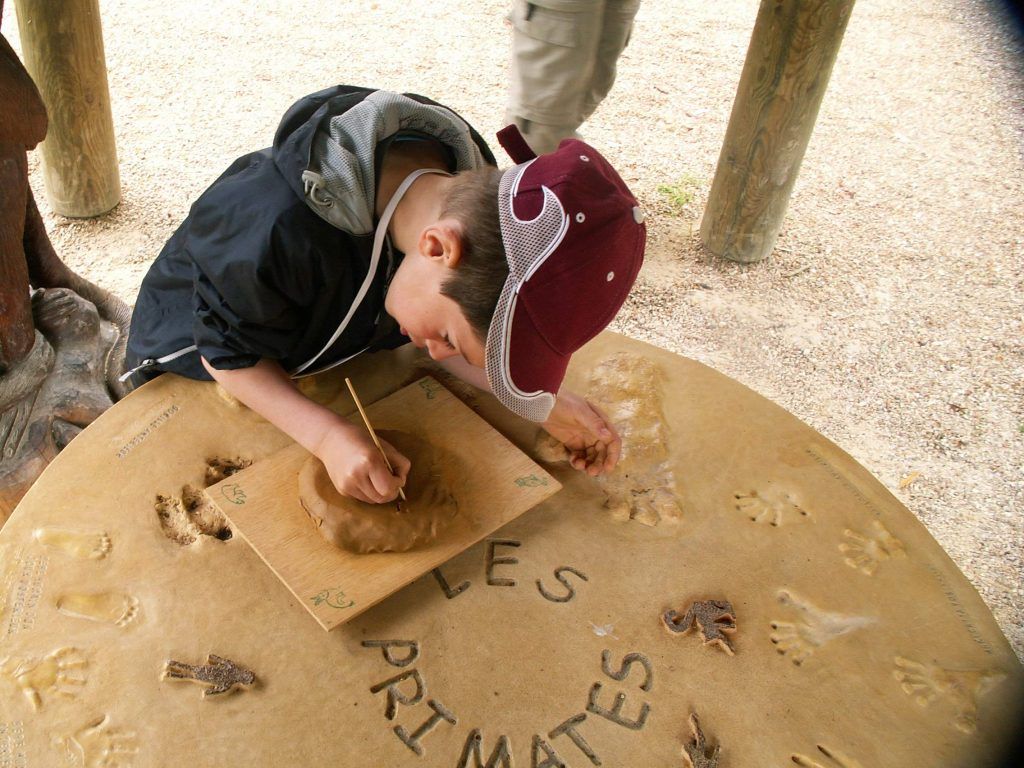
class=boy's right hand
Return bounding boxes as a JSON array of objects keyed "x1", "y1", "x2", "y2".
[
  {"x1": 197, "y1": 358, "x2": 410, "y2": 503},
  {"x1": 315, "y1": 423, "x2": 410, "y2": 504}
]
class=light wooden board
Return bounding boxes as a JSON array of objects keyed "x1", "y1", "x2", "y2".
[{"x1": 206, "y1": 376, "x2": 561, "y2": 630}]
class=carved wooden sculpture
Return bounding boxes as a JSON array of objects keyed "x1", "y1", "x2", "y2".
[{"x1": 0, "y1": 7, "x2": 131, "y2": 523}]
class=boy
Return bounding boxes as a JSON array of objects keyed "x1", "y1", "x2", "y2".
[{"x1": 124, "y1": 85, "x2": 645, "y2": 506}]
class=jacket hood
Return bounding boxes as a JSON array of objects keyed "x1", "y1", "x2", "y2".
[{"x1": 273, "y1": 87, "x2": 489, "y2": 236}]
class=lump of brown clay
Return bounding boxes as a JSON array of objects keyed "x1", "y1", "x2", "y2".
[{"x1": 298, "y1": 430, "x2": 459, "y2": 553}]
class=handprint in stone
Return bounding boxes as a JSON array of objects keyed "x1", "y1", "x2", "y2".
[{"x1": 535, "y1": 352, "x2": 683, "y2": 526}]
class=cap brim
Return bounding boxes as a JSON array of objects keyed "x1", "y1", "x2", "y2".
[{"x1": 485, "y1": 279, "x2": 566, "y2": 423}]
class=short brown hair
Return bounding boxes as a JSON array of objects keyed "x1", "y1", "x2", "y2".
[{"x1": 440, "y1": 166, "x2": 508, "y2": 344}]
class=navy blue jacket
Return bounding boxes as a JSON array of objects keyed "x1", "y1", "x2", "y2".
[{"x1": 125, "y1": 85, "x2": 495, "y2": 384}]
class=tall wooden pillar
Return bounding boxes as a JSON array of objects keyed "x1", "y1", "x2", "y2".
[
  {"x1": 13, "y1": 0, "x2": 120, "y2": 218},
  {"x1": 701, "y1": 0, "x2": 855, "y2": 264}
]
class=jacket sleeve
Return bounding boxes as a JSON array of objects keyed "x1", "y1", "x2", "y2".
[{"x1": 187, "y1": 174, "x2": 321, "y2": 370}]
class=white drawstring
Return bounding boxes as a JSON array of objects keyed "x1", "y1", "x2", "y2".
[
  {"x1": 118, "y1": 344, "x2": 198, "y2": 383},
  {"x1": 302, "y1": 170, "x2": 334, "y2": 208},
  {"x1": 290, "y1": 167, "x2": 451, "y2": 376}
]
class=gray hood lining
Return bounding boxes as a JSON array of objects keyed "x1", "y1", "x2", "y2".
[{"x1": 303, "y1": 91, "x2": 488, "y2": 234}]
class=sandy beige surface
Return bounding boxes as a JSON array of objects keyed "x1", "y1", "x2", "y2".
[
  {"x1": 2, "y1": 337, "x2": 1022, "y2": 766},
  {"x1": 2, "y1": 0, "x2": 1022, "y2": 658}
]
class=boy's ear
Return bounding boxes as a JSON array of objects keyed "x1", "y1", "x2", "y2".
[{"x1": 419, "y1": 218, "x2": 464, "y2": 267}]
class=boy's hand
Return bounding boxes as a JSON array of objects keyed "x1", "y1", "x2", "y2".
[
  {"x1": 198, "y1": 358, "x2": 410, "y2": 503},
  {"x1": 541, "y1": 391, "x2": 621, "y2": 476},
  {"x1": 315, "y1": 423, "x2": 411, "y2": 504}
]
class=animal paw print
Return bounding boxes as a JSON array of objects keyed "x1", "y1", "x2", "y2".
[
  {"x1": 893, "y1": 656, "x2": 1005, "y2": 734},
  {"x1": 155, "y1": 487, "x2": 231, "y2": 545},
  {"x1": 769, "y1": 591, "x2": 873, "y2": 666},
  {"x1": 54, "y1": 715, "x2": 138, "y2": 767},
  {"x1": 734, "y1": 488, "x2": 811, "y2": 527},
  {"x1": 0, "y1": 647, "x2": 87, "y2": 710},
  {"x1": 839, "y1": 521, "x2": 905, "y2": 575},
  {"x1": 203, "y1": 457, "x2": 251, "y2": 486},
  {"x1": 154, "y1": 457, "x2": 248, "y2": 544}
]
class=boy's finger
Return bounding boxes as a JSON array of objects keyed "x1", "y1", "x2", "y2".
[
  {"x1": 604, "y1": 436, "x2": 622, "y2": 472},
  {"x1": 362, "y1": 485, "x2": 391, "y2": 505},
  {"x1": 589, "y1": 401, "x2": 618, "y2": 442},
  {"x1": 381, "y1": 440, "x2": 410, "y2": 473},
  {"x1": 578, "y1": 400, "x2": 606, "y2": 434},
  {"x1": 390, "y1": 451, "x2": 411, "y2": 483},
  {"x1": 353, "y1": 478, "x2": 380, "y2": 504},
  {"x1": 342, "y1": 483, "x2": 374, "y2": 505},
  {"x1": 367, "y1": 464, "x2": 400, "y2": 501}
]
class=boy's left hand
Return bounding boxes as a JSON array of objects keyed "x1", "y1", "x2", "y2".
[{"x1": 541, "y1": 391, "x2": 621, "y2": 476}]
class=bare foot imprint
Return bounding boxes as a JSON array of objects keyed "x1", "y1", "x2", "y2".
[
  {"x1": 298, "y1": 430, "x2": 460, "y2": 553},
  {"x1": 33, "y1": 528, "x2": 110, "y2": 560},
  {"x1": 57, "y1": 592, "x2": 139, "y2": 628}
]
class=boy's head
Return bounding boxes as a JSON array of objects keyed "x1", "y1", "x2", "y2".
[
  {"x1": 382, "y1": 166, "x2": 504, "y2": 369},
  {"x1": 390, "y1": 128, "x2": 645, "y2": 422},
  {"x1": 437, "y1": 166, "x2": 508, "y2": 345},
  {"x1": 481, "y1": 127, "x2": 646, "y2": 422}
]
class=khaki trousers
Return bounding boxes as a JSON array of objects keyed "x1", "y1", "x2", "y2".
[{"x1": 505, "y1": 0, "x2": 641, "y2": 154}]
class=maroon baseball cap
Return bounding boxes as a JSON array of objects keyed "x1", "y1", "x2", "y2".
[{"x1": 485, "y1": 125, "x2": 646, "y2": 422}]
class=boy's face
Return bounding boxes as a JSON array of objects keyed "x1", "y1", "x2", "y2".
[{"x1": 384, "y1": 228, "x2": 485, "y2": 368}]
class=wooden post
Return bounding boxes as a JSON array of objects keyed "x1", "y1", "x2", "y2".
[
  {"x1": 701, "y1": 0, "x2": 855, "y2": 264},
  {"x1": 13, "y1": 0, "x2": 120, "y2": 218}
]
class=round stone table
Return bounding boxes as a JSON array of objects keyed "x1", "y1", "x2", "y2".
[{"x1": 1, "y1": 333, "x2": 1021, "y2": 767}]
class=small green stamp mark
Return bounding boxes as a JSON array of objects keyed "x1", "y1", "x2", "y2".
[
  {"x1": 220, "y1": 483, "x2": 247, "y2": 505},
  {"x1": 311, "y1": 588, "x2": 355, "y2": 610},
  {"x1": 418, "y1": 378, "x2": 443, "y2": 400},
  {"x1": 514, "y1": 474, "x2": 548, "y2": 488}
]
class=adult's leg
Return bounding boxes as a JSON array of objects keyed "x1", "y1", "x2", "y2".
[
  {"x1": 504, "y1": 0, "x2": 606, "y2": 154},
  {"x1": 579, "y1": 0, "x2": 640, "y2": 124}
]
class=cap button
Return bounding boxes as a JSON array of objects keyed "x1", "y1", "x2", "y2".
[{"x1": 632, "y1": 206, "x2": 646, "y2": 224}]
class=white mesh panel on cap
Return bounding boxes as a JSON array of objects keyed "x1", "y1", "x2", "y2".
[{"x1": 484, "y1": 162, "x2": 569, "y2": 422}]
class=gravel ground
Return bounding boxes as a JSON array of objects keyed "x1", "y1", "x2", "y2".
[{"x1": 3, "y1": 0, "x2": 1022, "y2": 658}]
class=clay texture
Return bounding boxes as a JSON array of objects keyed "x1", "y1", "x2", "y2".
[{"x1": 298, "y1": 430, "x2": 459, "y2": 553}]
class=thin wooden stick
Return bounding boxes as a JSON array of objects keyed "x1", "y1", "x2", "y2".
[{"x1": 345, "y1": 378, "x2": 407, "y2": 508}]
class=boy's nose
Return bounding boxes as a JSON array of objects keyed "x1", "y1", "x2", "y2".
[{"x1": 425, "y1": 340, "x2": 458, "y2": 361}]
